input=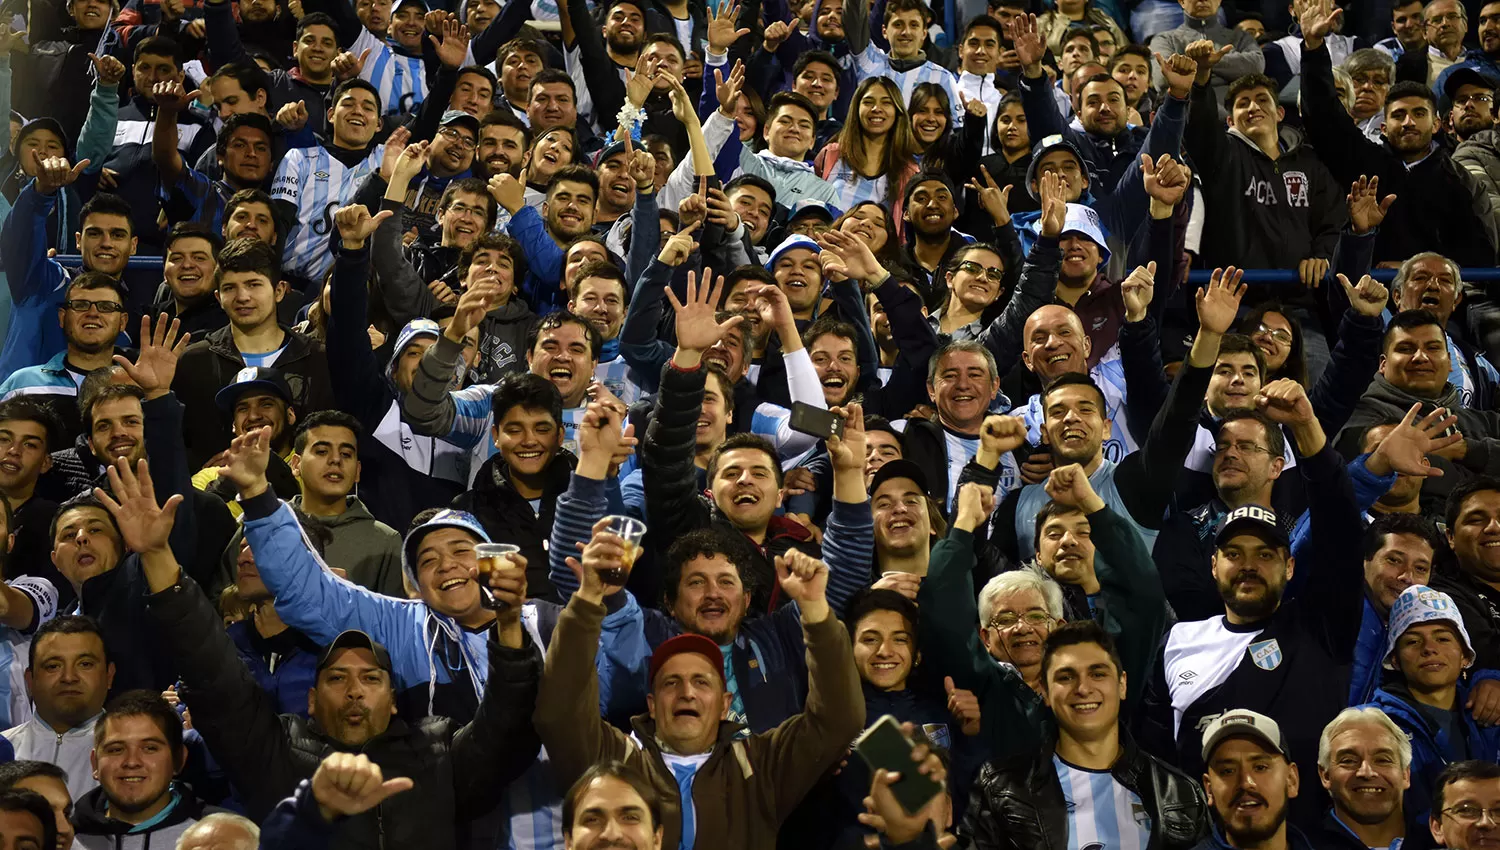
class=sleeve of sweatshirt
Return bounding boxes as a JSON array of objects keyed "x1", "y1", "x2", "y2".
[
  {"x1": 326, "y1": 244, "x2": 396, "y2": 428},
  {"x1": 870, "y1": 273, "x2": 940, "y2": 419},
  {"x1": 203, "y1": 0, "x2": 251, "y2": 67},
  {"x1": 75, "y1": 77, "x2": 120, "y2": 174},
  {"x1": 659, "y1": 111, "x2": 737, "y2": 213},
  {"x1": 370, "y1": 197, "x2": 439, "y2": 327},
  {"x1": 1088, "y1": 504, "x2": 1167, "y2": 718},
  {"x1": 533, "y1": 595, "x2": 637, "y2": 793},
  {"x1": 240, "y1": 493, "x2": 428, "y2": 680},
  {"x1": 255, "y1": 781, "x2": 334, "y2": 850},
  {"x1": 449, "y1": 633, "x2": 544, "y2": 819},
  {"x1": 618, "y1": 259, "x2": 676, "y2": 394},
  {"x1": 1113, "y1": 357, "x2": 1213, "y2": 530},
  {"x1": 827, "y1": 277, "x2": 881, "y2": 395},
  {"x1": 400, "y1": 335, "x2": 493, "y2": 447},
  {"x1": 548, "y1": 473, "x2": 611, "y2": 598},
  {"x1": 626, "y1": 190, "x2": 660, "y2": 288},
  {"x1": 507, "y1": 205, "x2": 567, "y2": 310},
  {"x1": 842, "y1": 0, "x2": 871, "y2": 55},
  {"x1": 1307, "y1": 307, "x2": 1383, "y2": 439},
  {"x1": 821, "y1": 497, "x2": 875, "y2": 614},
  {"x1": 143, "y1": 394, "x2": 199, "y2": 571},
  {"x1": 2, "y1": 187, "x2": 65, "y2": 310}
]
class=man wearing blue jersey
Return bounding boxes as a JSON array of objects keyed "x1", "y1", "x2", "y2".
[
  {"x1": 152, "y1": 79, "x2": 275, "y2": 236},
  {"x1": 271, "y1": 79, "x2": 385, "y2": 286},
  {"x1": 844, "y1": 0, "x2": 962, "y2": 121},
  {"x1": 966, "y1": 621, "x2": 1210, "y2": 850},
  {"x1": 492, "y1": 164, "x2": 599, "y2": 314}
]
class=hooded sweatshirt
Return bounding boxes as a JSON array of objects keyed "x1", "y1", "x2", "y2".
[
  {"x1": 288, "y1": 495, "x2": 405, "y2": 598},
  {"x1": 73, "y1": 785, "x2": 221, "y2": 850}
]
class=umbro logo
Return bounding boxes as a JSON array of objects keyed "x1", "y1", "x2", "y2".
[
  {"x1": 1178, "y1": 671, "x2": 1197, "y2": 681},
  {"x1": 314, "y1": 171, "x2": 330, "y2": 179}
]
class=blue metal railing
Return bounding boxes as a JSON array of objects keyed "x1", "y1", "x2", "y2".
[{"x1": 1185, "y1": 267, "x2": 1500, "y2": 283}]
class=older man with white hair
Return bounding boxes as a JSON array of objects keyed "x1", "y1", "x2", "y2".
[
  {"x1": 1314, "y1": 707, "x2": 1413, "y2": 849},
  {"x1": 175, "y1": 813, "x2": 260, "y2": 849}
]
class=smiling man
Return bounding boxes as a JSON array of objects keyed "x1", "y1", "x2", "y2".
[
  {"x1": 1198, "y1": 710, "x2": 1307, "y2": 850},
  {"x1": 72, "y1": 691, "x2": 220, "y2": 846},
  {"x1": 1424, "y1": 480, "x2": 1500, "y2": 729},
  {"x1": 149, "y1": 226, "x2": 227, "y2": 340},
  {"x1": 844, "y1": 0, "x2": 962, "y2": 122},
  {"x1": 1314, "y1": 707, "x2": 1413, "y2": 850},
  {"x1": 965, "y1": 622, "x2": 1209, "y2": 849},
  {"x1": 493, "y1": 164, "x2": 599, "y2": 315},
  {"x1": 5, "y1": 617, "x2": 112, "y2": 802},
  {"x1": 1386, "y1": 252, "x2": 1500, "y2": 410}
]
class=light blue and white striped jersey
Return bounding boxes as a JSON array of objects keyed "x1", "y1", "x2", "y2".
[
  {"x1": 820, "y1": 156, "x2": 890, "y2": 218},
  {"x1": 1053, "y1": 754, "x2": 1152, "y2": 850},
  {"x1": 1018, "y1": 349, "x2": 1136, "y2": 463},
  {"x1": 351, "y1": 28, "x2": 429, "y2": 117},
  {"x1": 1448, "y1": 331, "x2": 1500, "y2": 408},
  {"x1": 594, "y1": 355, "x2": 645, "y2": 406},
  {"x1": 271, "y1": 143, "x2": 385, "y2": 283},
  {"x1": 851, "y1": 43, "x2": 964, "y2": 122},
  {"x1": 748, "y1": 402, "x2": 833, "y2": 460}
]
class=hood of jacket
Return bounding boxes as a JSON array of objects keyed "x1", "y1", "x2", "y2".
[
  {"x1": 1363, "y1": 374, "x2": 1462, "y2": 410},
  {"x1": 288, "y1": 495, "x2": 379, "y2": 529},
  {"x1": 72, "y1": 784, "x2": 209, "y2": 836}
]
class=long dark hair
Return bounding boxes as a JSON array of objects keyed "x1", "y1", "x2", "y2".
[
  {"x1": 835, "y1": 77, "x2": 922, "y2": 205},
  {"x1": 909, "y1": 82, "x2": 954, "y2": 174},
  {"x1": 1237, "y1": 302, "x2": 1307, "y2": 387}
]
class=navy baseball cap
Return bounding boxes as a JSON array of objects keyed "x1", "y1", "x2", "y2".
[{"x1": 214, "y1": 366, "x2": 294, "y2": 415}]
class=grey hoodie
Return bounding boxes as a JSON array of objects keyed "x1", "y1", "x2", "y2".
[{"x1": 289, "y1": 496, "x2": 407, "y2": 598}]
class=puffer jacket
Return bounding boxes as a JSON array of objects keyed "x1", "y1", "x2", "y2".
[
  {"x1": 73, "y1": 785, "x2": 221, "y2": 850},
  {"x1": 146, "y1": 567, "x2": 542, "y2": 847},
  {"x1": 1367, "y1": 681, "x2": 1500, "y2": 841},
  {"x1": 1454, "y1": 128, "x2": 1500, "y2": 213},
  {"x1": 963, "y1": 727, "x2": 1210, "y2": 850},
  {"x1": 452, "y1": 451, "x2": 575, "y2": 603}
]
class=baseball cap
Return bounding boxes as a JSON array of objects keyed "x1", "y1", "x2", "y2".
[
  {"x1": 1213, "y1": 505, "x2": 1290, "y2": 550},
  {"x1": 1444, "y1": 66, "x2": 1499, "y2": 103},
  {"x1": 764, "y1": 234, "x2": 822, "y2": 270},
  {"x1": 393, "y1": 0, "x2": 428, "y2": 12},
  {"x1": 316, "y1": 630, "x2": 394, "y2": 675},
  {"x1": 870, "y1": 459, "x2": 929, "y2": 498},
  {"x1": 1200, "y1": 709, "x2": 1290, "y2": 762},
  {"x1": 648, "y1": 633, "x2": 725, "y2": 687},
  {"x1": 592, "y1": 139, "x2": 629, "y2": 168},
  {"x1": 788, "y1": 198, "x2": 837, "y2": 224},
  {"x1": 401, "y1": 508, "x2": 491, "y2": 587},
  {"x1": 1025, "y1": 134, "x2": 1088, "y2": 200},
  {"x1": 902, "y1": 171, "x2": 958, "y2": 208},
  {"x1": 15, "y1": 117, "x2": 69, "y2": 157},
  {"x1": 1382, "y1": 585, "x2": 1476, "y2": 670},
  {"x1": 439, "y1": 109, "x2": 480, "y2": 137},
  {"x1": 214, "y1": 366, "x2": 294, "y2": 415}
]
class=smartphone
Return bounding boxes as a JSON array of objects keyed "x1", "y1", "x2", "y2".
[
  {"x1": 788, "y1": 402, "x2": 845, "y2": 440},
  {"x1": 853, "y1": 715, "x2": 943, "y2": 815}
]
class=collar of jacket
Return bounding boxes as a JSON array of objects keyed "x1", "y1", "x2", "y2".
[
  {"x1": 205, "y1": 322, "x2": 308, "y2": 362},
  {"x1": 472, "y1": 448, "x2": 577, "y2": 499},
  {"x1": 25, "y1": 710, "x2": 100, "y2": 739},
  {"x1": 306, "y1": 712, "x2": 416, "y2": 746},
  {"x1": 889, "y1": 52, "x2": 929, "y2": 73},
  {"x1": 628, "y1": 712, "x2": 749, "y2": 760},
  {"x1": 1200, "y1": 822, "x2": 1321, "y2": 850}
]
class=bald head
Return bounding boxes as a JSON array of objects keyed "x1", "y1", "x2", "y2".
[
  {"x1": 175, "y1": 813, "x2": 260, "y2": 850},
  {"x1": 1021, "y1": 305, "x2": 1091, "y2": 381}
]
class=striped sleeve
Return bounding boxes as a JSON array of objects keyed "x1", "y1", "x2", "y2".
[{"x1": 821, "y1": 498, "x2": 874, "y2": 613}]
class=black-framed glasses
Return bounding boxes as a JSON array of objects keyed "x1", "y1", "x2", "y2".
[
  {"x1": 63, "y1": 299, "x2": 124, "y2": 314},
  {"x1": 956, "y1": 260, "x2": 1005, "y2": 283},
  {"x1": 1213, "y1": 441, "x2": 1274, "y2": 457},
  {"x1": 1255, "y1": 323, "x2": 1293, "y2": 345},
  {"x1": 1441, "y1": 804, "x2": 1500, "y2": 824},
  {"x1": 438, "y1": 126, "x2": 477, "y2": 151}
]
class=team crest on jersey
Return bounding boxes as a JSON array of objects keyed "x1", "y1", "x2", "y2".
[
  {"x1": 922, "y1": 724, "x2": 952, "y2": 751},
  {"x1": 1249, "y1": 639, "x2": 1283, "y2": 670},
  {"x1": 1283, "y1": 172, "x2": 1309, "y2": 208}
]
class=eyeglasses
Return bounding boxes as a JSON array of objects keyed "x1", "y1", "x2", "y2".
[
  {"x1": 987, "y1": 611, "x2": 1055, "y2": 630},
  {"x1": 1428, "y1": 12, "x2": 1465, "y2": 24},
  {"x1": 438, "y1": 126, "x2": 477, "y2": 151},
  {"x1": 956, "y1": 260, "x2": 1006, "y2": 283},
  {"x1": 446, "y1": 202, "x2": 488, "y2": 218},
  {"x1": 1441, "y1": 805, "x2": 1500, "y2": 824},
  {"x1": 1213, "y1": 440, "x2": 1274, "y2": 457},
  {"x1": 63, "y1": 299, "x2": 124, "y2": 314},
  {"x1": 1255, "y1": 323, "x2": 1293, "y2": 345},
  {"x1": 1455, "y1": 93, "x2": 1495, "y2": 106}
]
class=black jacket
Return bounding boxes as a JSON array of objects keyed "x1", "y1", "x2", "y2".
[
  {"x1": 147, "y1": 573, "x2": 542, "y2": 847},
  {"x1": 172, "y1": 323, "x2": 336, "y2": 471},
  {"x1": 100, "y1": 93, "x2": 217, "y2": 256},
  {"x1": 72, "y1": 783, "x2": 223, "y2": 849},
  {"x1": 963, "y1": 727, "x2": 1210, "y2": 850},
  {"x1": 1301, "y1": 42, "x2": 1500, "y2": 266},
  {"x1": 452, "y1": 451, "x2": 575, "y2": 603}
]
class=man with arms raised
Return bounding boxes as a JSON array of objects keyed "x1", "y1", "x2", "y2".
[
  {"x1": 536, "y1": 523, "x2": 863, "y2": 850},
  {"x1": 1314, "y1": 707, "x2": 1414, "y2": 850},
  {"x1": 492, "y1": 165, "x2": 599, "y2": 314}
]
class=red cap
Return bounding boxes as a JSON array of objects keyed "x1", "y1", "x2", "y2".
[{"x1": 648, "y1": 634, "x2": 725, "y2": 687}]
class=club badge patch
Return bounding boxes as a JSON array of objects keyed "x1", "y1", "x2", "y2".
[{"x1": 1250, "y1": 639, "x2": 1283, "y2": 671}]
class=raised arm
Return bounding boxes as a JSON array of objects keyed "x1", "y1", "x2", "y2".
[
  {"x1": 400, "y1": 284, "x2": 504, "y2": 443},
  {"x1": 374, "y1": 137, "x2": 443, "y2": 326},
  {"x1": 77, "y1": 52, "x2": 125, "y2": 172},
  {"x1": 1012, "y1": 14, "x2": 1067, "y2": 143},
  {"x1": 975, "y1": 172, "x2": 1069, "y2": 377},
  {"x1": 820, "y1": 404, "x2": 874, "y2": 612},
  {"x1": 327, "y1": 204, "x2": 402, "y2": 426},
  {"x1": 619, "y1": 226, "x2": 697, "y2": 393}
]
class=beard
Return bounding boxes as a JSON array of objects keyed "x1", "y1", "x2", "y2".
[
  {"x1": 1225, "y1": 795, "x2": 1289, "y2": 845},
  {"x1": 1217, "y1": 570, "x2": 1285, "y2": 621},
  {"x1": 605, "y1": 31, "x2": 640, "y2": 54}
]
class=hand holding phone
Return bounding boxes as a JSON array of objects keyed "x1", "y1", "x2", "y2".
[{"x1": 853, "y1": 715, "x2": 944, "y2": 815}]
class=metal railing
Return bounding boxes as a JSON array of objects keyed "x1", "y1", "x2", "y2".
[{"x1": 1185, "y1": 268, "x2": 1500, "y2": 283}]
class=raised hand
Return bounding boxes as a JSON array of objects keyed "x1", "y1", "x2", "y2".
[
  {"x1": 1336, "y1": 272, "x2": 1389, "y2": 318},
  {"x1": 431, "y1": 17, "x2": 471, "y2": 69},
  {"x1": 706, "y1": 0, "x2": 750, "y2": 53},
  {"x1": 1154, "y1": 51, "x2": 1199, "y2": 97},
  {"x1": 945, "y1": 677, "x2": 981, "y2": 736},
  {"x1": 817, "y1": 229, "x2": 888, "y2": 284},
  {"x1": 1184, "y1": 38, "x2": 1231, "y2": 83},
  {"x1": 311, "y1": 753, "x2": 414, "y2": 822},
  {"x1": 747, "y1": 283, "x2": 796, "y2": 335},
  {"x1": 390, "y1": 140, "x2": 429, "y2": 187},
  {"x1": 1037, "y1": 171, "x2": 1067, "y2": 238},
  {"x1": 1195, "y1": 266, "x2": 1246, "y2": 335},
  {"x1": 578, "y1": 400, "x2": 637, "y2": 467},
  {"x1": 625, "y1": 53, "x2": 654, "y2": 106},
  {"x1": 1348, "y1": 175, "x2": 1397, "y2": 235},
  {"x1": 666, "y1": 75, "x2": 695, "y2": 124},
  {"x1": 331, "y1": 47, "x2": 371, "y2": 81},
  {"x1": 658, "y1": 219, "x2": 701, "y2": 266},
  {"x1": 625, "y1": 139, "x2": 655, "y2": 190},
  {"x1": 94, "y1": 459, "x2": 182, "y2": 556},
  {"x1": 872, "y1": 570, "x2": 921, "y2": 601},
  {"x1": 378, "y1": 125, "x2": 411, "y2": 181},
  {"x1": 1255, "y1": 377, "x2": 1315, "y2": 426},
  {"x1": 958, "y1": 91, "x2": 986, "y2": 119},
  {"x1": 1012, "y1": 13, "x2": 1046, "y2": 75},
  {"x1": 1120, "y1": 261, "x2": 1157, "y2": 323},
  {"x1": 565, "y1": 518, "x2": 631, "y2": 601},
  {"x1": 764, "y1": 20, "x2": 791, "y2": 51},
  {"x1": 1369, "y1": 402, "x2": 1461, "y2": 477},
  {"x1": 858, "y1": 723, "x2": 954, "y2": 846},
  {"x1": 668, "y1": 267, "x2": 744, "y2": 353},
  {"x1": 488, "y1": 173, "x2": 525, "y2": 214},
  {"x1": 151, "y1": 79, "x2": 200, "y2": 112},
  {"x1": 1043, "y1": 463, "x2": 1104, "y2": 512},
  {"x1": 216, "y1": 427, "x2": 272, "y2": 495},
  {"x1": 705, "y1": 187, "x2": 742, "y2": 231},
  {"x1": 88, "y1": 51, "x2": 126, "y2": 86},
  {"x1": 774, "y1": 548, "x2": 829, "y2": 606},
  {"x1": 1295, "y1": 0, "x2": 1343, "y2": 47},
  {"x1": 276, "y1": 99, "x2": 309, "y2": 132},
  {"x1": 334, "y1": 204, "x2": 395, "y2": 249},
  {"x1": 954, "y1": 481, "x2": 996, "y2": 530},
  {"x1": 715, "y1": 60, "x2": 746, "y2": 118},
  {"x1": 1142, "y1": 152, "x2": 1190, "y2": 209},
  {"x1": 446, "y1": 277, "x2": 503, "y2": 342},
  {"x1": 827, "y1": 403, "x2": 866, "y2": 472},
  {"x1": 115, "y1": 314, "x2": 190, "y2": 399},
  {"x1": 979, "y1": 414, "x2": 1028, "y2": 457},
  {"x1": 965, "y1": 165, "x2": 1013, "y2": 227},
  {"x1": 32, "y1": 154, "x2": 90, "y2": 195}
]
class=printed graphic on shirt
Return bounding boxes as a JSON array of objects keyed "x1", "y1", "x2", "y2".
[
  {"x1": 1282, "y1": 171, "x2": 1309, "y2": 207},
  {"x1": 1249, "y1": 639, "x2": 1283, "y2": 671}
]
